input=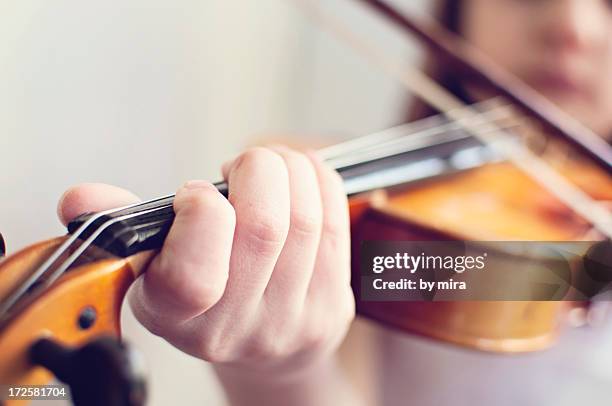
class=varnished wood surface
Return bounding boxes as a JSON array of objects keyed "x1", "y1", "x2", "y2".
[
  {"x1": 0, "y1": 238, "x2": 66, "y2": 306},
  {"x1": 350, "y1": 161, "x2": 611, "y2": 352},
  {"x1": 0, "y1": 240, "x2": 154, "y2": 405},
  {"x1": 382, "y1": 162, "x2": 608, "y2": 241}
]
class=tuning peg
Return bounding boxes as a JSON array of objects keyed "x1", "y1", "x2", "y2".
[{"x1": 29, "y1": 336, "x2": 147, "y2": 406}]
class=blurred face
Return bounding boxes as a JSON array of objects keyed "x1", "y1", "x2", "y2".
[{"x1": 461, "y1": 0, "x2": 612, "y2": 138}]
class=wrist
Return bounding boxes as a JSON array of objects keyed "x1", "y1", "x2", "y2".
[
  {"x1": 213, "y1": 354, "x2": 357, "y2": 406},
  {"x1": 213, "y1": 351, "x2": 337, "y2": 386}
]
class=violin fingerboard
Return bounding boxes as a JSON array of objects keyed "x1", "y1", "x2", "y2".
[
  {"x1": 67, "y1": 208, "x2": 174, "y2": 258},
  {"x1": 66, "y1": 182, "x2": 228, "y2": 258}
]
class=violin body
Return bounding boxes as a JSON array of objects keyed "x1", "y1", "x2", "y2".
[{"x1": 350, "y1": 161, "x2": 612, "y2": 352}]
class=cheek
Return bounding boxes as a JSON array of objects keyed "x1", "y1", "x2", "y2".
[
  {"x1": 461, "y1": 0, "x2": 531, "y2": 77},
  {"x1": 600, "y1": 53, "x2": 612, "y2": 109},
  {"x1": 596, "y1": 77, "x2": 612, "y2": 137},
  {"x1": 588, "y1": 45, "x2": 612, "y2": 135},
  {"x1": 600, "y1": 83, "x2": 612, "y2": 114}
]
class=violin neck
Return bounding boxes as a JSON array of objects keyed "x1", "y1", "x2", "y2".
[{"x1": 67, "y1": 131, "x2": 493, "y2": 259}]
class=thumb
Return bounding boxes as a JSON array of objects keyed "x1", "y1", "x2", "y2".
[{"x1": 57, "y1": 183, "x2": 140, "y2": 226}]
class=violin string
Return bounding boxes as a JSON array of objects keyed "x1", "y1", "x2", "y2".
[
  {"x1": 325, "y1": 105, "x2": 521, "y2": 170},
  {"x1": 0, "y1": 101, "x2": 526, "y2": 318},
  {"x1": 0, "y1": 204, "x2": 175, "y2": 320},
  {"x1": 318, "y1": 97, "x2": 512, "y2": 160},
  {"x1": 32, "y1": 205, "x2": 175, "y2": 295},
  {"x1": 0, "y1": 196, "x2": 173, "y2": 317},
  {"x1": 336, "y1": 121, "x2": 523, "y2": 196},
  {"x1": 296, "y1": 0, "x2": 612, "y2": 238},
  {"x1": 327, "y1": 119, "x2": 520, "y2": 171}
]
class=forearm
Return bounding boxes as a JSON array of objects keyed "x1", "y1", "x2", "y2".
[{"x1": 214, "y1": 355, "x2": 364, "y2": 406}]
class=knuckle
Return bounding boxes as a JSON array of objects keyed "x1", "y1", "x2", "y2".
[
  {"x1": 239, "y1": 212, "x2": 289, "y2": 251},
  {"x1": 235, "y1": 147, "x2": 285, "y2": 173},
  {"x1": 198, "y1": 337, "x2": 237, "y2": 364},
  {"x1": 185, "y1": 277, "x2": 226, "y2": 312},
  {"x1": 282, "y1": 150, "x2": 323, "y2": 237},
  {"x1": 157, "y1": 263, "x2": 227, "y2": 314},
  {"x1": 299, "y1": 323, "x2": 329, "y2": 353},
  {"x1": 194, "y1": 279, "x2": 226, "y2": 309},
  {"x1": 177, "y1": 186, "x2": 236, "y2": 227},
  {"x1": 290, "y1": 209, "x2": 322, "y2": 236},
  {"x1": 249, "y1": 334, "x2": 287, "y2": 360},
  {"x1": 322, "y1": 217, "x2": 349, "y2": 246}
]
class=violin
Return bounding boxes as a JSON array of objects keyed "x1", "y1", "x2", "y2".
[
  {"x1": 1, "y1": 0, "x2": 611, "y2": 405},
  {"x1": 304, "y1": 0, "x2": 612, "y2": 350}
]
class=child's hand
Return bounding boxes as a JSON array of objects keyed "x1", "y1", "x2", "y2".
[{"x1": 57, "y1": 146, "x2": 355, "y2": 377}]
